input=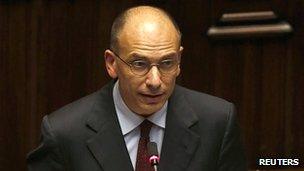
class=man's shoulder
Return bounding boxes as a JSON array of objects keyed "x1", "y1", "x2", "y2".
[
  {"x1": 173, "y1": 85, "x2": 237, "y2": 136},
  {"x1": 45, "y1": 81, "x2": 114, "y2": 134},
  {"x1": 45, "y1": 90, "x2": 101, "y2": 133},
  {"x1": 48, "y1": 81, "x2": 113, "y2": 119},
  {"x1": 48, "y1": 90, "x2": 100, "y2": 120},
  {"x1": 174, "y1": 85, "x2": 234, "y2": 116},
  {"x1": 175, "y1": 84, "x2": 232, "y2": 106}
]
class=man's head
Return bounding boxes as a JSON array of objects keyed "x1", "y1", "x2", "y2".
[{"x1": 105, "y1": 6, "x2": 183, "y2": 116}]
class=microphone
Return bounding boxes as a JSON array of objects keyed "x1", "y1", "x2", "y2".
[{"x1": 147, "y1": 142, "x2": 160, "y2": 171}]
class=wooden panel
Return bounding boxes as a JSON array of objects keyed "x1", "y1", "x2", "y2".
[
  {"x1": 0, "y1": 0, "x2": 304, "y2": 170},
  {"x1": 207, "y1": 22, "x2": 293, "y2": 39},
  {"x1": 0, "y1": 3, "x2": 29, "y2": 171},
  {"x1": 207, "y1": 10, "x2": 293, "y2": 39},
  {"x1": 288, "y1": 0, "x2": 304, "y2": 164},
  {"x1": 211, "y1": 0, "x2": 288, "y2": 20},
  {"x1": 177, "y1": 0, "x2": 212, "y2": 91},
  {"x1": 220, "y1": 11, "x2": 277, "y2": 23},
  {"x1": 207, "y1": 0, "x2": 304, "y2": 169},
  {"x1": 238, "y1": 40, "x2": 263, "y2": 165}
]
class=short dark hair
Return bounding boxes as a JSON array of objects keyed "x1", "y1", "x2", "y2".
[{"x1": 110, "y1": 6, "x2": 182, "y2": 53}]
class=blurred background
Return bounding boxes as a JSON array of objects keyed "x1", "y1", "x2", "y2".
[{"x1": 0, "y1": 0, "x2": 303, "y2": 170}]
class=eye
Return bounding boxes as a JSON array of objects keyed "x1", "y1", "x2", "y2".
[
  {"x1": 131, "y1": 60, "x2": 149, "y2": 68},
  {"x1": 160, "y1": 59, "x2": 174, "y2": 67}
]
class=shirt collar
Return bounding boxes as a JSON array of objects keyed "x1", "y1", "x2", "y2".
[{"x1": 113, "y1": 80, "x2": 167, "y2": 135}]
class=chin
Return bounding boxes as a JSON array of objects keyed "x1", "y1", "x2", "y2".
[{"x1": 137, "y1": 103, "x2": 164, "y2": 116}]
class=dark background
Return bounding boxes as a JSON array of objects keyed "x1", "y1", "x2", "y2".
[{"x1": 0, "y1": 0, "x2": 303, "y2": 170}]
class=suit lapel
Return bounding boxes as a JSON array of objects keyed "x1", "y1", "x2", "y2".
[
  {"x1": 85, "y1": 81, "x2": 134, "y2": 171},
  {"x1": 159, "y1": 86, "x2": 201, "y2": 171}
]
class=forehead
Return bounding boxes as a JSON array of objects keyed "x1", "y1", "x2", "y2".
[{"x1": 118, "y1": 21, "x2": 180, "y2": 58}]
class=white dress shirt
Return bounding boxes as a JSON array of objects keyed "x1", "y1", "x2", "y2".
[{"x1": 113, "y1": 81, "x2": 167, "y2": 169}]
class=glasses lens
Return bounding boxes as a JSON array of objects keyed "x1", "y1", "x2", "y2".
[
  {"x1": 129, "y1": 59, "x2": 179, "y2": 76},
  {"x1": 159, "y1": 59, "x2": 178, "y2": 74},
  {"x1": 130, "y1": 60, "x2": 150, "y2": 76}
]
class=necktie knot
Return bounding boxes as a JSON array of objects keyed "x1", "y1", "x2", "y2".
[{"x1": 140, "y1": 120, "x2": 152, "y2": 138}]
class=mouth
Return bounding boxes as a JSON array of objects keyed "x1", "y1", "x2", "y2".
[{"x1": 139, "y1": 93, "x2": 165, "y2": 104}]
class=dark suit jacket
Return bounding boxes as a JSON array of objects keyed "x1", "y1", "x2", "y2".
[{"x1": 27, "y1": 81, "x2": 247, "y2": 171}]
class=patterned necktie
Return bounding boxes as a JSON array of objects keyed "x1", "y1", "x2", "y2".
[{"x1": 135, "y1": 120, "x2": 153, "y2": 171}]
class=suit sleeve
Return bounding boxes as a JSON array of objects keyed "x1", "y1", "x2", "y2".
[
  {"x1": 27, "y1": 115, "x2": 66, "y2": 171},
  {"x1": 217, "y1": 103, "x2": 247, "y2": 171}
]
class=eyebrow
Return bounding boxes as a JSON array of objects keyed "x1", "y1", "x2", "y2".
[{"x1": 128, "y1": 52, "x2": 178, "y2": 61}]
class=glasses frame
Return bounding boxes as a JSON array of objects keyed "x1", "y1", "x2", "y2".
[{"x1": 110, "y1": 50, "x2": 180, "y2": 76}]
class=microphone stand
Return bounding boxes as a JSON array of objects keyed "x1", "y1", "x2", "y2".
[
  {"x1": 148, "y1": 142, "x2": 160, "y2": 171},
  {"x1": 149, "y1": 155, "x2": 159, "y2": 171},
  {"x1": 153, "y1": 165, "x2": 158, "y2": 171}
]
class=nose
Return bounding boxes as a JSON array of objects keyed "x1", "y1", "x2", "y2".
[{"x1": 145, "y1": 66, "x2": 162, "y2": 91}]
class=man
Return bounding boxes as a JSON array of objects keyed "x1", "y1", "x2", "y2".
[{"x1": 27, "y1": 6, "x2": 247, "y2": 171}]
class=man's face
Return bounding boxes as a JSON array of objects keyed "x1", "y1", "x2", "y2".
[{"x1": 105, "y1": 20, "x2": 182, "y2": 116}]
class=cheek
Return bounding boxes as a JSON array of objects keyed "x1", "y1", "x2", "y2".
[
  {"x1": 119, "y1": 74, "x2": 144, "y2": 97},
  {"x1": 162, "y1": 75, "x2": 177, "y2": 87}
]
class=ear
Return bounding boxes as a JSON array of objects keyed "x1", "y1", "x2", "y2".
[
  {"x1": 104, "y1": 49, "x2": 118, "y2": 78},
  {"x1": 176, "y1": 46, "x2": 183, "y2": 77},
  {"x1": 179, "y1": 46, "x2": 183, "y2": 56}
]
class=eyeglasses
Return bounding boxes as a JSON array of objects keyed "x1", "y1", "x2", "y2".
[{"x1": 111, "y1": 50, "x2": 180, "y2": 76}]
